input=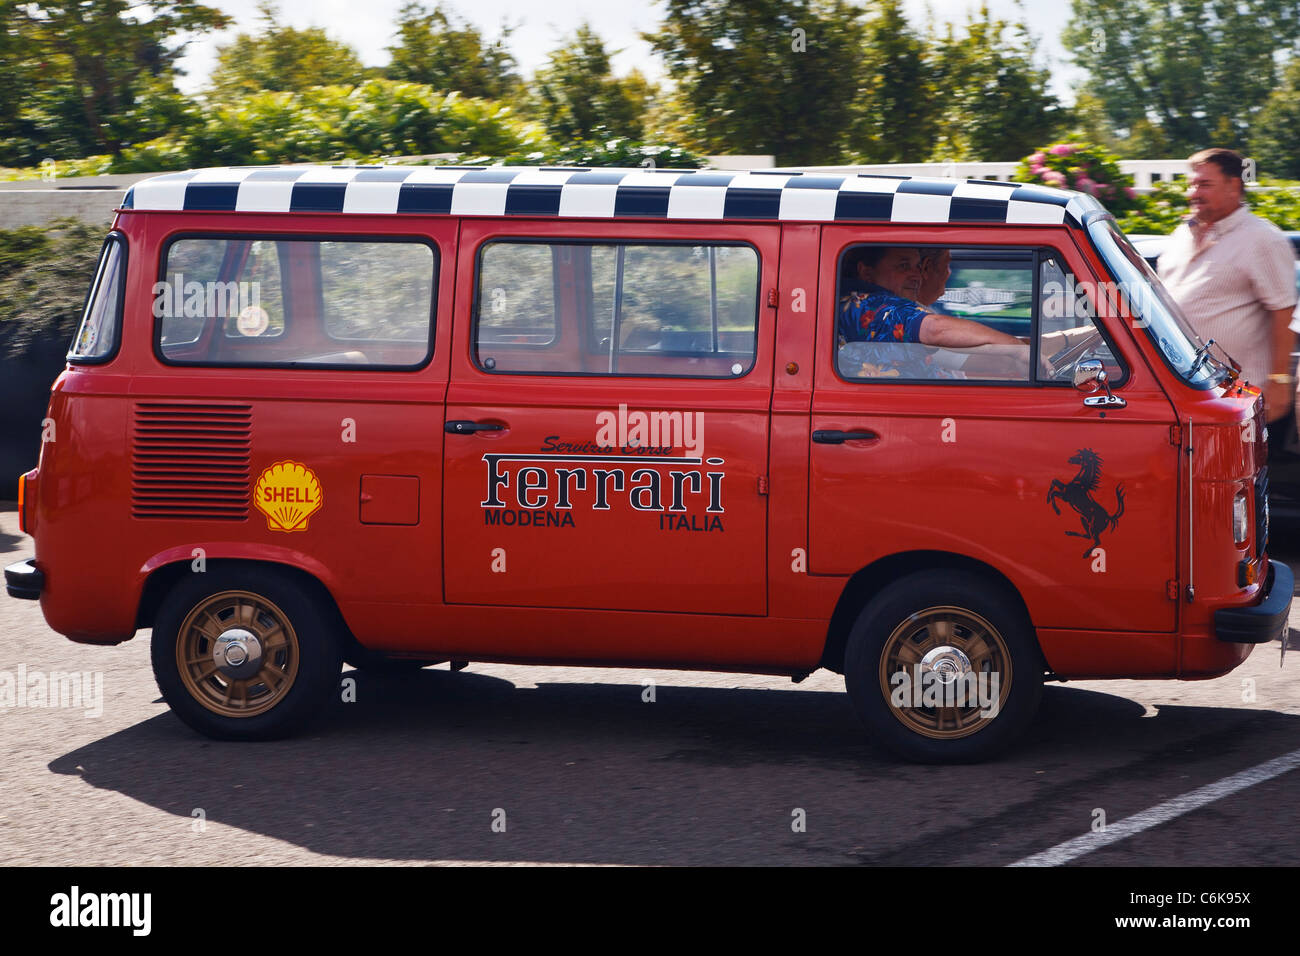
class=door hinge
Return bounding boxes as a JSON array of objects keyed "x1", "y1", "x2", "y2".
[
  {"x1": 757, "y1": 475, "x2": 769, "y2": 495},
  {"x1": 767, "y1": 288, "x2": 778, "y2": 308},
  {"x1": 1169, "y1": 424, "x2": 1181, "y2": 445},
  {"x1": 1165, "y1": 579, "x2": 1179, "y2": 600}
]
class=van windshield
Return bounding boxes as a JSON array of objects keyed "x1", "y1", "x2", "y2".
[{"x1": 1088, "y1": 218, "x2": 1230, "y2": 389}]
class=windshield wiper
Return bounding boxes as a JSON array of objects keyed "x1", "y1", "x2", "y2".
[
  {"x1": 1189, "y1": 338, "x2": 1217, "y2": 377},
  {"x1": 1190, "y1": 338, "x2": 1239, "y2": 385}
]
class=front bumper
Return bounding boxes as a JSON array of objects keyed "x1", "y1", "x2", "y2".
[
  {"x1": 4, "y1": 558, "x2": 43, "y2": 600},
  {"x1": 1215, "y1": 560, "x2": 1293, "y2": 643}
]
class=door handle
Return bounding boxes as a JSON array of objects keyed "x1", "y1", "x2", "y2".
[
  {"x1": 445, "y1": 420, "x2": 505, "y2": 434},
  {"x1": 812, "y1": 429, "x2": 878, "y2": 444}
]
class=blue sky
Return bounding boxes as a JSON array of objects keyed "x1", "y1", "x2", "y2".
[{"x1": 175, "y1": 0, "x2": 1082, "y2": 101}]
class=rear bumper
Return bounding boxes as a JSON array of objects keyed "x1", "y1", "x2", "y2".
[
  {"x1": 1215, "y1": 560, "x2": 1293, "y2": 643},
  {"x1": 4, "y1": 558, "x2": 43, "y2": 600}
]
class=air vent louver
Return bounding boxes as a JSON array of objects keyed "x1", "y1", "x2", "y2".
[{"x1": 131, "y1": 403, "x2": 251, "y2": 520}]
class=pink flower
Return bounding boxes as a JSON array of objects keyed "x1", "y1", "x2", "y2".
[
  {"x1": 1030, "y1": 163, "x2": 1046, "y2": 175},
  {"x1": 1043, "y1": 170, "x2": 1066, "y2": 186},
  {"x1": 1125, "y1": 187, "x2": 1137, "y2": 199},
  {"x1": 1029, "y1": 152, "x2": 1046, "y2": 164},
  {"x1": 1049, "y1": 144, "x2": 1076, "y2": 156},
  {"x1": 1077, "y1": 176, "x2": 1097, "y2": 195}
]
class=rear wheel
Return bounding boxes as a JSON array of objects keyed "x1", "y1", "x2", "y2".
[
  {"x1": 151, "y1": 566, "x2": 343, "y2": 740},
  {"x1": 844, "y1": 570, "x2": 1043, "y2": 762}
]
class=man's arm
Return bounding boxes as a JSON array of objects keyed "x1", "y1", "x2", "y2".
[
  {"x1": 1266, "y1": 306, "x2": 1295, "y2": 422},
  {"x1": 918, "y1": 312, "x2": 1022, "y2": 347},
  {"x1": 1251, "y1": 230, "x2": 1297, "y2": 421}
]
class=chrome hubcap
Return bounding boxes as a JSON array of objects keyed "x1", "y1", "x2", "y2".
[
  {"x1": 213, "y1": 627, "x2": 263, "y2": 679},
  {"x1": 920, "y1": 645, "x2": 972, "y2": 685}
]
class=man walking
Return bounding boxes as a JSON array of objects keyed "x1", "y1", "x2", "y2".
[{"x1": 1158, "y1": 148, "x2": 1297, "y2": 421}]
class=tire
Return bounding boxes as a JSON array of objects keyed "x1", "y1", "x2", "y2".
[
  {"x1": 843, "y1": 570, "x2": 1043, "y2": 763},
  {"x1": 150, "y1": 565, "x2": 343, "y2": 740}
]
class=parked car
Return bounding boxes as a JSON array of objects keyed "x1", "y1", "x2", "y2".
[{"x1": 1132, "y1": 232, "x2": 1300, "y2": 520}]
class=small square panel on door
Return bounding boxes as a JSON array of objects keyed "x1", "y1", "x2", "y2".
[{"x1": 360, "y1": 475, "x2": 420, "y2": 525}]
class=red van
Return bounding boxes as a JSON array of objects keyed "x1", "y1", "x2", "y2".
[{"x1": 5, "y1": 164, "x2": 1291, "y2": 761}]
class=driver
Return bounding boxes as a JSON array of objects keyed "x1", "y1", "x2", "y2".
[{"x1": 839, "y1": 247, "x2": 1024, "y2": 348}]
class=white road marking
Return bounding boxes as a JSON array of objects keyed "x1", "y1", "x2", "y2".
[{"x1": 1010, "y1": 747, "x2": 1300, "y2": 867}]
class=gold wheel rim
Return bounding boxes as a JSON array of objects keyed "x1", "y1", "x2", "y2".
[
  {"x1": 877, "y1": 605, "x2": 1013, "y2": 740},
  {"x1": 175, "y1": 589, "x2": 299, "y2": 718}
]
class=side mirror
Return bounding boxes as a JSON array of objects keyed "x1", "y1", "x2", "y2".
[
  {"x1": 1073, "y1": 359, "x2": 1126, "y2": 408},
  {"x1": 1072, "y1": 359, "x2": 1106, "y2": 393}
]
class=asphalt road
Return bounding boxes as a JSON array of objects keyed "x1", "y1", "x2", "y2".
[{"x1": 1, "y1": 504, "x2": 1297, "y2": 867}]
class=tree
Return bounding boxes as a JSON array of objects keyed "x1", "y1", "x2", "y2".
[
  {"x1": 1249, "y1": 58, "x2": 1300, "y2": 178},
  {"x1": 528, "y1": 24, "x2": 652, "y2": 143},
  {"x1": 1, "y1": 0, "x2": 228, "y2": 162},
  {"x1": 1065, "y1": 0, "x2": 1300, "y2": 155},
  {"x1": 644, "y1": 0, "x2": 869, "y2": 165},
  {"x1": 928, "y1": 5, "x2": 1063, "y2": 161},
  {"x1": 385, "y1": 2, "x2": 522, "y2": 102},
  {"x1": 208, "y1": 2, "x2": 368, "y2": 101},
  {"x1": 850, "y1": 0, "x2": 937, "y2": 163}
]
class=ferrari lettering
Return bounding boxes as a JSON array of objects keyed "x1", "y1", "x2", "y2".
[{"x1": 481, "y1": 453, "x2": 725, "y2": 516}]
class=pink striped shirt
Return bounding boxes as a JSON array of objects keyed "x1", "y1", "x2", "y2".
[{"x1": 1157, "y1": 205, "x2": 1296, "y2": 385}]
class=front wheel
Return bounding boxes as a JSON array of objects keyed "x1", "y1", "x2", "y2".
[
  {"x1": 150, "y1": 565, "x2": 343, "y2": 740},
  {"x1": 843, "y1": 571, "x2": 1044, "y2": 762}
]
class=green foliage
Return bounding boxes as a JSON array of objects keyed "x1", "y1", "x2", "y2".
[
  {"x1": 0, "y1": 225, "x2": 52, "y2": 280},
  {"x1": 0, "y1": 0, "x2": 229, "y2": 164},
  {"x1": 928, "y1": 8, "x2": 1064, "y2": 162},
  {"x1": 1014, "y1": 142, "x2": 1142, "y2": 215},
  {"x1": 0, "y1": 219, "x2": 105, "y2": 357},
  {"x1": 158, "y1": 80, "x2": 541, "y2": 167},
  {"x1": 1243, "y1": 181, "x2": 1300, "y2": 230},
  {"x1": 1114, "y1": 179, "x2": 1300, "y2": 235},
  {"x1": 645, "y1": 0, "x2": 869, "y2": 165},
  {"x1": 207, "y1": 2, "x2": 368, "y2": 101},
  {"x1": 1249, "y1": 59, "x2": 1300, "y2": 180},
  {"x1": 1065, "y1": 0, "x2": 1300, "y2": 156},
  {"x1": 496, "y1": 137, "x2": 705, "y2": 169},
  {"x1": 1, "y1": 155, "x2": 116, "y2": 181},
  {"x1": 1114, "y1": 181, "x2": 1189, "y2": 234},
  {"x1": 528, "y1": 24, "x2": 652, "y2": 142},
  {"x1": 385, "y1": 2, "x2": 522, "y2": 102},
  {"x1": 0, "y1": 84, "x2": 701, "y2": 177},
  {"x1": 645, "y1": 0, "x2": 1065, "y2": 166},
  {"x1": 852, "y1": 0, "x2": 936, "y2": 163}
]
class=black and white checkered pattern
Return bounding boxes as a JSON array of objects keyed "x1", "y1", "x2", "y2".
[{"x1": 123, "y1": 165, "x2": 1101, "y2": 226}]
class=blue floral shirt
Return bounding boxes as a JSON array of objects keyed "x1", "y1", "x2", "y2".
[{"x1": 837, "y1": 281, "x2": 929, "y2": 346}]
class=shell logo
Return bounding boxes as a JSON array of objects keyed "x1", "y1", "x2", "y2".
[{"x1": 253, "y1": 460, "x2": 324, "y2": 532}]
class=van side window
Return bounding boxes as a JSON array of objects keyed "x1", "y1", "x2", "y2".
[
  {"x1": 475, "y1": 240, "x2": 760, "y2": 377},
  {"x1": 835, "y1": 244, "x2": 1126, "y2": 386},
  {"x1": 477, "y1": 244, "x2": 559, "y2": 347},
  {"x1": 220, "y1": 240, "x2": 284, "y2": 339},
  {"x1": 319, "y1": 241, "x2": 433, "y2": 342},
  {"x1": 68, "y1": 234, "x2": 126, "y2": 363},
  {"x1": 156, "y1": 237, "x2": 435, "y2": 368},
  {"x1": 1036, "y1": 253, "x2": 1125, "y2": 384}
]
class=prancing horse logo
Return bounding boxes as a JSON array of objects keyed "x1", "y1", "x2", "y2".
[{"x1": 1047, "y1": 448, "x2": 1125, "y2": 558}]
